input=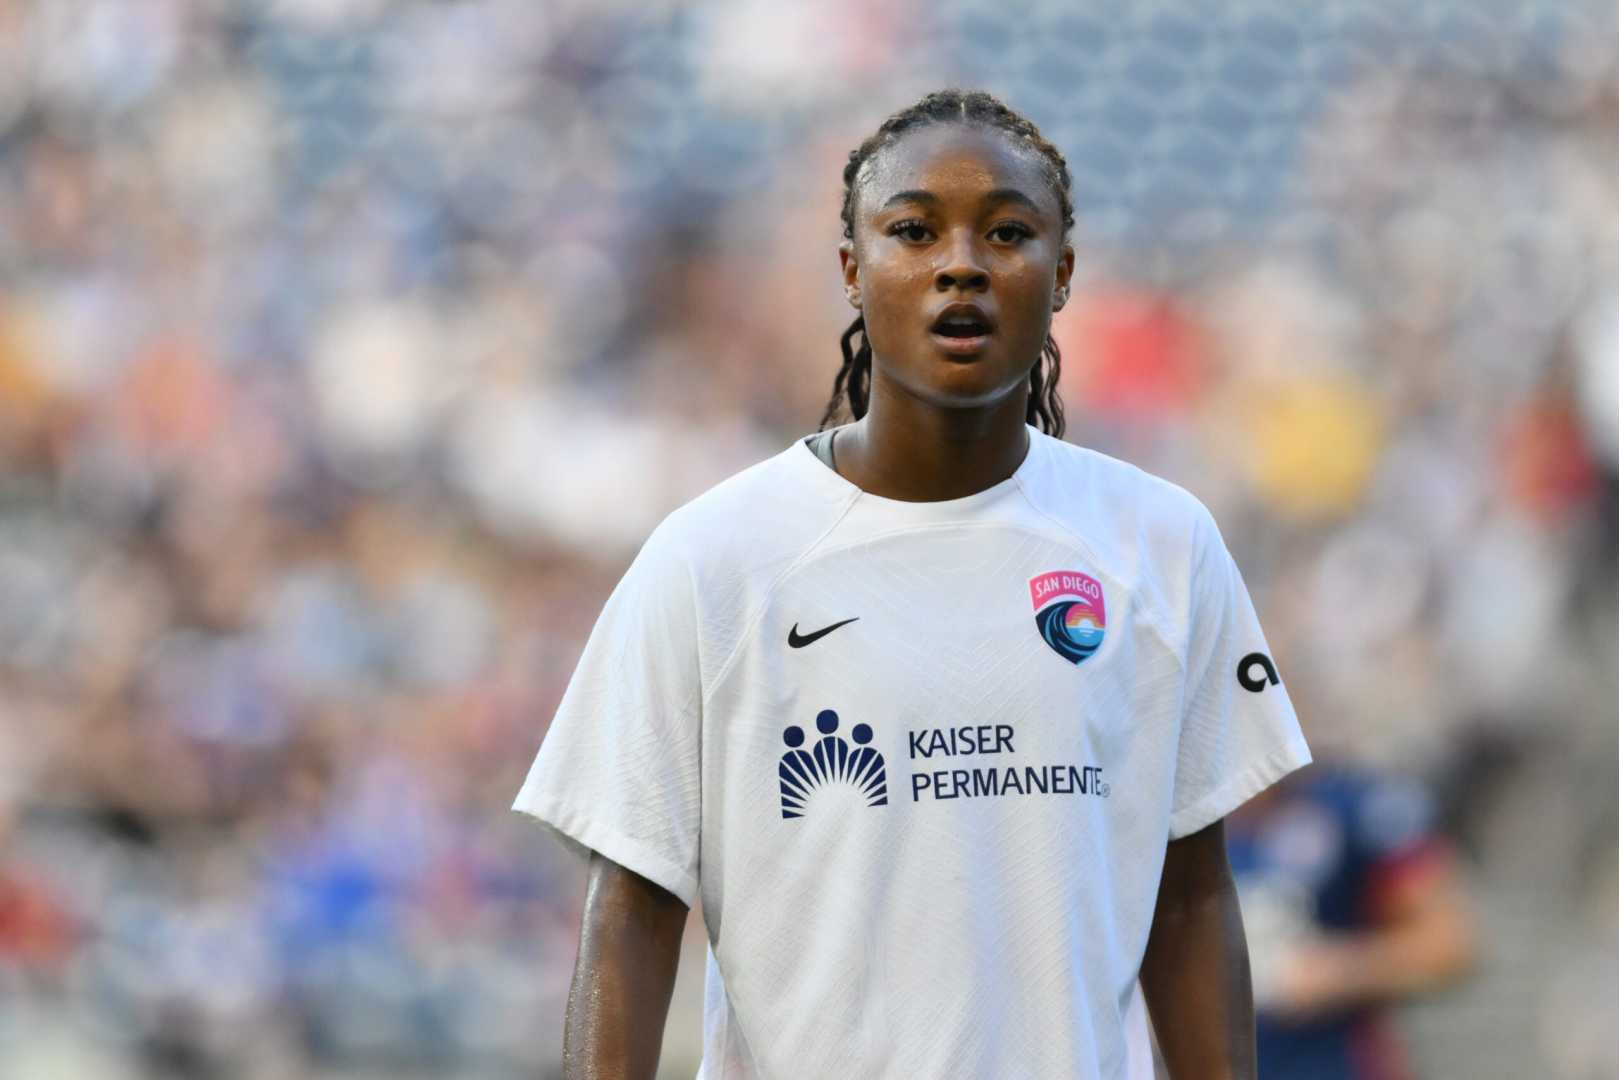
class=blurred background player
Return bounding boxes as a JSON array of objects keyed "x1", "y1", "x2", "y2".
[{"x1": 1228, "y1": 762, "x2": 1477, "y2": 1079}]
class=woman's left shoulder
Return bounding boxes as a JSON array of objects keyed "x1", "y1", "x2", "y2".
[{"x1": 1036, "y1": 432, "x2": 1213, "y2": 539}]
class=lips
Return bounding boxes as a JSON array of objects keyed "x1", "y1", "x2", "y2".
[
  {"x1": 930, "y1": 302, "x2": 996, "y2": 337},
  {"x1": 929, "y1": 302, "x2": 996, "y2": 356}
]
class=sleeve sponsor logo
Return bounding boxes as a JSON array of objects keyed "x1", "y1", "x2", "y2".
[{"x1": 1238, "y1": 651, "x2": 1279, "y2": 693}]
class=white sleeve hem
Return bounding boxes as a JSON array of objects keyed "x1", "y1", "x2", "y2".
[
  {"x1": 1167, "y1": 734, "x2": 1313, "y2": 840},
  {"x1": 512, "y1": 791, "x2": 699, "y2": 908}
]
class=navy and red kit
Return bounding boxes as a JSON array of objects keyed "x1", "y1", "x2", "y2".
[{"x1": 1227, "y1": 764, "x2": 1449, "y2": 1080}]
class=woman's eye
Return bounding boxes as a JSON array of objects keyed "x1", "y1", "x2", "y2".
[
  {"x1": 990, "y1": 223, "x2": 1031, "y2": 243},
  {"x1": 889, "y1": 221, "x2": 931, "y2": 243}
]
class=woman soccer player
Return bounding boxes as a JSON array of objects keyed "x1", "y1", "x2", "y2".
[{"x1": 515, "y1": 89, "x2": 1312, "y2": 1079}]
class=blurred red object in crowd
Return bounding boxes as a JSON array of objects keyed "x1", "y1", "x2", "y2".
[
  {"x1": 0, "y1": 862, "x2": 75, "y2": 973},
  {"x1": 1055, "y1": 288, "x2": 1205, "y2": 422}
]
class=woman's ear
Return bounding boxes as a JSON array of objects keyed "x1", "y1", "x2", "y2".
[
  {"x1": 839, "y1": 239, "x2": 862, "y2": 309},
  {"x1": 1053, "y1": 242, "x2": 1076, "y2": 312}
]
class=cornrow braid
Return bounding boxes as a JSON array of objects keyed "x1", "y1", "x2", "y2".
[{"x1": 819, "y1": 89, "x2": 1073, "y2": 439}]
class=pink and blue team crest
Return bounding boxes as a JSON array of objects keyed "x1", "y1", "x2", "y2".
[{"x1": 1029, "y1": 570, "x2": 1107, "y2": 666}]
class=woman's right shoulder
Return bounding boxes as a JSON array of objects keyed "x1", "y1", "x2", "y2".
[{"x1": 641, "y1": 440, "x2": 852, "y2": 579}]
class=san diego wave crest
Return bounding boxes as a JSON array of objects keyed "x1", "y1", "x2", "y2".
[
  {"x1": 1036, "y1": 600, "x2": 1105, "y2": 665},
  {"x1": 779, "y1": 710, "x2": 888, "y2": 819}
]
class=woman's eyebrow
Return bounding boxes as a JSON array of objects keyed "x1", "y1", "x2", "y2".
[
  {"x1": 877, "y1": 188, "x2": 1044, "y2": 213},
  {"x1": 880, "y1": 189, "x2": 939, "y2": 210},
  {"x1": 982, "y1": 188, "x2": 1041, "y2": 213}
]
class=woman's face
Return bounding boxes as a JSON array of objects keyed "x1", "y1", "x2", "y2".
[{"x1": 841, "y1": 124, "x2": 1075, "y2": 414}]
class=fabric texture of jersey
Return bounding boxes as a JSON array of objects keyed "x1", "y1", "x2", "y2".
[{"x1": 513, "y1": 425, "x2": 1312, "y2": 1079}]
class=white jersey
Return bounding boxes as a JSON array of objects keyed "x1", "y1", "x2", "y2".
[{"x1": 514, "y1": 425, "x2": 1311, "y2": 1079}]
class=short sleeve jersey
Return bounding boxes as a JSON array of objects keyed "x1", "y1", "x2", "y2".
[{"x1": 514, "y1": 426, "x2": 1312, "y2": 1079}]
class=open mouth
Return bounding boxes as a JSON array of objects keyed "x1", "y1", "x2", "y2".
[
  {"x1": 930, "y1": 306, "x2": 996, "y2": 355},
  {"x1": 933, "y1": 315, "x2": 992, "y2": 338}
]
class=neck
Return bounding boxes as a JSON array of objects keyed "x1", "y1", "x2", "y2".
[{"x1": 836, "y1": 371, "x2": 1033, "y2": 502}]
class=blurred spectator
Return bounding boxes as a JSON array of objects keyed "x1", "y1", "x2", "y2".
[{"x1": 0, "y1": 1, "x2": 1615, "y2": 1075}]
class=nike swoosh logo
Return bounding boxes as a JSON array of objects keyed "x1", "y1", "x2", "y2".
[{"x1": 788, "y1": 617, "x2": 859, "y2": 649}]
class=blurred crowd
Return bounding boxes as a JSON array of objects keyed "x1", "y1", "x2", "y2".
[{"x1": 1, "y1": 1, "x2": 1617, "y2": 1077}]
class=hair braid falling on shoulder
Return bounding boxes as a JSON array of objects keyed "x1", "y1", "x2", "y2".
[{"x1": 819, "y1": 89, "x2": 1073, "y2": 439}]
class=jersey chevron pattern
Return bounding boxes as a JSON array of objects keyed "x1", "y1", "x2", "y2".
[{"x1": 514, "y1": 426, "x2": 1312, "y2": 1079}]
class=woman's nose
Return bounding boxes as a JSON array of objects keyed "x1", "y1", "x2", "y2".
[{"x1": 934, "y1": 231, "x2": 989, "y2": 292}]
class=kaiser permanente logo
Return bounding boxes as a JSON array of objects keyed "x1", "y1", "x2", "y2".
[
  {"x1": 778, "y1": 710, "x2": 889, "y2": 819},
  {"x1": 908, "y1": 724, "x2": 1110, "y2": 803},
  {"x1": 779, "y1": 710, "x2": 1109, "y2": 818}
]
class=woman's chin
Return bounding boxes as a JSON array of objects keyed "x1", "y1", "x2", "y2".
[{"x1": 915, "y1": 361, "x2": 1032, "y2": 410}]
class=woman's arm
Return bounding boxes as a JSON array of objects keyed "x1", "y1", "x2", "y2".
[
  {"x1": 1138, "y1": 818, "x2": 1257, "y2": 1080},
  {"x1": 563, "y1": 850, "x2": 689, "y2": 1080}
]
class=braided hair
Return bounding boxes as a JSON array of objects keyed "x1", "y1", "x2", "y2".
[{"x1": 819, "y1": 89, "x2": 1074, "y2": 438}]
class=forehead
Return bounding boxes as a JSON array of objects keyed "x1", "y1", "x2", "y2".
[{"x1": 857, "y1": 123, "x2": 1060, "y2": 220}]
